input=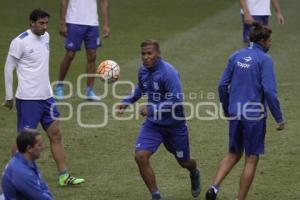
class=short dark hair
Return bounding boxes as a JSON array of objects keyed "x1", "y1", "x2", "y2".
[
  {"x1": 17, "y1": 129, "x2": 40, "y2": 153},
  {"x1": 140, "y1": 39, "x2": 160, "y2": 52},
  {"x1": 29, "y1": 8, "x2": 50, "y2": 22},
  {"x1": 249, "y1": 22, "x2": 272, "y2": 43}
]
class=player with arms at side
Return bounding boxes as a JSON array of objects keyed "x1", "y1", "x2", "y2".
[
  {"x1": 117, "y1": 40, "x2": 201, "y2": 200},
  {"x1": 205, "y1": 22, "x2": 284, "y2": 200},
  {"x1": 239, "y1": 0, "x2": 284, "y2": 46},
  {"x1": 3, "y1": 8, "x2": 85, "y2": 186},
  {"x1": 54, "y1": 0, "x2": 110, "y2": 101}
]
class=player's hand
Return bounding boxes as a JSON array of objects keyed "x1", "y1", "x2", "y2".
[
  {"x1": 276, "y1": 122, "x2": 285, "y2": 131},
  {"x1": 244, "y1": 13, "x2": 254, "y2": 25},
  {"x1": 116, "y1": 104, "x2": 128, "y2": 115},
  {"x1": 102, "y1": 26, "x2": 110, "y2": 38},
  {"x1": 59, "y1": 22, "x2": 68, "y2": 37},
  {"x1": 139, "y1": 105, "x2": 147, "y2": 117},
  {"x1": 276, "y1": 13, "x2": 285, "y2": 25},
  {"x1": 2, "y1": 99, "x2": 13, "y2": 110}
]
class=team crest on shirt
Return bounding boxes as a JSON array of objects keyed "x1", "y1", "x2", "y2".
[
  {"x1": 143, "y1": 82, "x2": 147, "y2": 89},
  {"x1": 153, "y1": 82, "x2": 159, "y2": 90}
]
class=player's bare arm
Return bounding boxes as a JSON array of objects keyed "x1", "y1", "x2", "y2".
[
  {"x1": 239, "y1": 0, "x2": 254, "y2": 25},
  {"x1": 271, "y1": 0, "x2": 285, "y2": 25},
  {"x1": 59, "y1": 0, "x2": 68, "y2": 37},
  {"x1": 99, "y1": 0, "x2": 110, "y2": 38}
]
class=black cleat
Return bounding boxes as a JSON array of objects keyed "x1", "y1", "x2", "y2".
[{"x1": 205, "y1": 187, "x2": 217, "y2": 200}]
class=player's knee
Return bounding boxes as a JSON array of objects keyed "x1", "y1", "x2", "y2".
[
  {"x1": 228, "y1": 152, "x2": 243, "y2": 163},
  {"x1": 178, "y1": 161, "x2": 188, "y2": 168},
  {"x1": 86, "y1": 51, "x2": 96, "y2": 62},
  {"x1": 135, "y1": 153, "x2": 149, "y2": 165},
  {"x1": 87, "y1": 54, "x2": 96, "y2": 63},
  {"x1": 48, "y1": 130, "x2": 62, "y2": 142},
  {"x1": 178, "y1": 159, "x2": 195, "y2": 169},
  {"x1": 65, "y1": 51, "x2": 76, "y2": 61},
  {"x1": 245, "y1": 155, "x2": 259, "y2": 164}
]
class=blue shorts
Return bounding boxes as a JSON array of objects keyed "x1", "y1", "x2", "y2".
[
  {"x1": 16, "y1": 98, "x2": 60, "y2": 132},
  {"x1": 229, "y1": 119, "x2": 266, "y2": 156},
  {"x1": 65, "y1": 23, "x2": 101, "y2": 51},
  {"x1": 135, "y1": 120, "x2": 190, "y2": 161},
  {"x1": 242, "y1": 15, "x2": 269, "y2": 42}
]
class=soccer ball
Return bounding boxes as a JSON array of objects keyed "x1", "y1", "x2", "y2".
[{"x1": 97, "y1": 60, "x2": 120, "y2": 83}]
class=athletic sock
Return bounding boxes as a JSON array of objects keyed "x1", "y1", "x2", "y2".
[
  {"x1": 211, "y1": 184, "x2": 219, "y2": 193},
  {"x1": 151, "y1": 191, "x2": 161, "y2": 198}
]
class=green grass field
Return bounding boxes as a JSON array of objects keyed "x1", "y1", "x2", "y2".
[{"x1": 0, "y1": 0, "x2": 300, "y2": 199}]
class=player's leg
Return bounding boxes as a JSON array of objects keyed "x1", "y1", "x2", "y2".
[
  {"x1": 237, "y1": 155, "x2": 259, "y2": 200},
  {"x1": 55, "y1": 23, "x2": 83, "y2": 99},
  {"x1": 46, "y1": 120, "x2": 66, "y2": 172},
  {"x1": 206, "y1": 152, "x2": 243, "y2": 200},
  {"x1": 135, "y1": 121, "x2": 162, "y2": 200},
  {"x1": 86, "y1": 48, "x2": 97, "y2": 88},
  {"x1": 58, "y1": 50, "x2": 76, "y2": 83},
  {"x1": 135, "y1": 150, "x2": 160, "y2": 197},
  {"x1": 178, "y1": 158, "x2": 201, "y2": 198},
  {"x1": 162, "y1": 123, "x2": 201, "y2": 197},
  {"x1": 42, "y1": 98, "x2": 85, "y2": 186},
  {"x1": 84, "y1": 26, "x2": 101, "y2": 101},
  {"x1": 237, "y1": 119, "x2": 266, "y2": 199},
  {"x1": 206, "y1": 120, "x2": 244, "y2": 200}
]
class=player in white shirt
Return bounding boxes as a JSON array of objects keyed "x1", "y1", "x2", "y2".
[
  {"x1": 54, "y1": 0, "x2": 110, "y2": 101},
  {"x1": 3, "y1": 8, "x2": 85, "y2": 187},
  {"x1": 239, "y1": 0, "x2": 284, "y2": 45}
]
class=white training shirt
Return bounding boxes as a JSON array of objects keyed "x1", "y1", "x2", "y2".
[
  {"x1": 66, "y1": 0, "x2": 99, "y2": 26},
  {"x1": 241, "y1": 0, "x2": 271, "y2": 16},
  {"x1": 4, "y1": 29, "x2": 53, "y2": 100}
]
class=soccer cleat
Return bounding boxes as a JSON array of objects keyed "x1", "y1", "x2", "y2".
[
  {"x1": 190, "y1": 169, "x2": 201, "y2": 197},
  {"x1": 59, "y1": 174, "x2": 85, "y2": 186},
  {"x1": 205, "y1": 187, "x2": 217, "y2": 200},
  {"x1": 151, "y1": 193, "x2": 162, "y2": 200},
  {"x1": 85, "y1": 87, "x2": 101, "y2": 101},
  {"x1": 54, "y1": 85, "x2": 64, "y2": 100}
]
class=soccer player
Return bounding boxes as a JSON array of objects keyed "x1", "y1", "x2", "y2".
[
  {"x1": 3, "y1": 8, "x2": 85, "y2": 186},
  {"x1": 2, "y1": 130, "x2": 53, "y2": 200},
  {"x1": 117, "y1": 40, "x2": 201, "y2": 200},
  {"x1": 54, "y1": 0, "x2": 110, "y2": 101},
  {"x1": 205, "y1": 22, "x2": 285, "y2": 200},
  {"x1": 239, "y1": 0, "x2": 284, "y2": 45}
]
